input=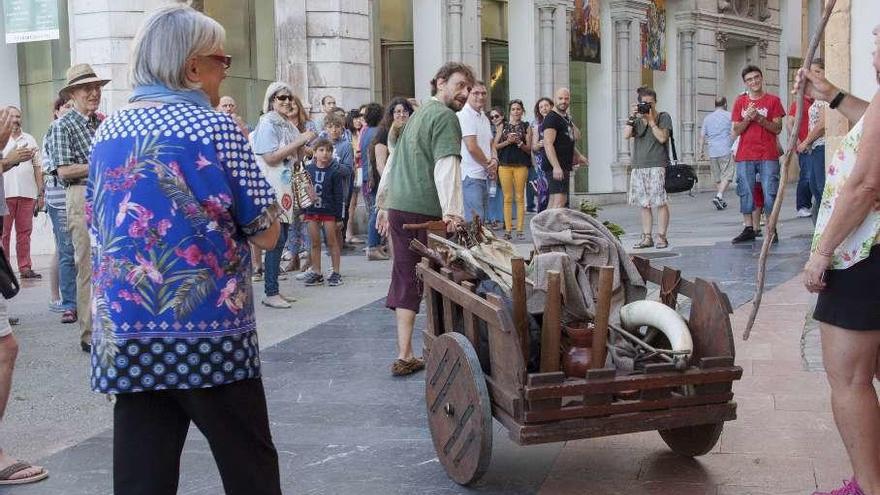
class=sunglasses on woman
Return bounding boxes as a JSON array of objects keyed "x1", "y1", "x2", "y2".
[
  {"x1": 490, "y1": 114, "x2": 502, "y2": 120},
  {"x1": 205, "y1": 54, "x2": 232, "y2": 69},
  {"x1": 274, "y1": 95, "x2": 292, "y2": 102}
]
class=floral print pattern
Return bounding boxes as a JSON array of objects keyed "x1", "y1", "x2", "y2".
[
  {"x1": 812, "y1": 117, "x2": 880, "y2": 269},
  {"x1": 86, "y1": 103, "x2": 278, "y2": 393}
]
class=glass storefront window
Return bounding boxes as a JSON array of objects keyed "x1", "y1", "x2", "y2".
[
  {"x1": 17, "y1": 0, "x2": 70, "y2": 137},
  {"x1": 377, "y1": 0, "x2": 415, "y2": 102},
  {"x1": 484, "y1": 42, "x2": 508, "y2": 111},
  {"x1": 202, "y1": 0, "x2": 275, "y2": 126}
]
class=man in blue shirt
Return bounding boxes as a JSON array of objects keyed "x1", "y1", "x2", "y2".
[{"x1": 699, "y1": 97, "x2": 734, "y2": 210}]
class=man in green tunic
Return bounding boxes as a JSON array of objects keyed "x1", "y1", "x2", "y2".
[{"x1": 377, "y1": 62, "x2": 475, "y2": 376}]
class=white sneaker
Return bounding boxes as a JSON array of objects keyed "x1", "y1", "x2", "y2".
[
  {"x1": 261, "y1": 294, "x2": 291, "y2": 309},
  {"x1": 796, "y1": 208, "x2": 812, "y2": 218},
  {"x1": 295, "y1": 269, "x2": 314, "y2": 281}
]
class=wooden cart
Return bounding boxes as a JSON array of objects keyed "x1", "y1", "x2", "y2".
[{"x1": 417, "y1": 255, "x2": 743, "y2": 485}]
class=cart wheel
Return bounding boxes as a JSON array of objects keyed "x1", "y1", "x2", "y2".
[
  {"x1": 425, "y1": 332, "x2": 493, "y2": 485},
  {"x1": 658, "y1": 422, "x2": 723, "y2": 457}
]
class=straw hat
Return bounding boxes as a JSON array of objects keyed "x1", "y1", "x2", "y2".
[{"x1": 60, "y1": 63, "x2": 111, "y2": 95}]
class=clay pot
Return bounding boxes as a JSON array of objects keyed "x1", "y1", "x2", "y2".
[{"x1": 562, "y1": 322, "x2": 594, "y2": 378}]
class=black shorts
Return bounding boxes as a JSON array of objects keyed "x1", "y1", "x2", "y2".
[
  {"x1": 813, "y1": 245, "x2": 880, "y2": 330},
  {"x1": 543, "y1": 165, "x2": 571, "y2": 195}
]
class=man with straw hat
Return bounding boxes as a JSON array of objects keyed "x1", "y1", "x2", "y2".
[{"x1": 45, "y1": 63, "x2": 110, "y2": 353}]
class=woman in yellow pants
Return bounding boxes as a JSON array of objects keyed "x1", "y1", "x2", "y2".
[{"x1": 492, "y1": 100, "x2": 532, "y2": 240}]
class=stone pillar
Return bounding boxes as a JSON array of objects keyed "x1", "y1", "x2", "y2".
[
  {"x1": 275, "y1": 0, "x2": 308, "y2": 101},
  {"x1": 462, "y1": 0, "x2": 482, "y2": 71},
  {"x1": 447, "y1": 0, "x2": 464, "y2": 61},
  {"x1": 413, "y1": 0, "x2": 447, "y2": 101},
  {"x1": 552, "y1": 1, "x2": 573, "y2": 94},
  {"x1": 678, "y1": 28, "x2": 697, "y2": 163},
  {"x1": 537, "y1": 3, "x2": 555, "y2": 97},
  {"x1": 715, "y1": 31, "x2": 728, "y2": 96},
  {"x1": 609, "y1": 0, "x2": 649, "y2": 191},
  {"x1": 305, "y1": 0, "x2": 372, "y2": 114}
]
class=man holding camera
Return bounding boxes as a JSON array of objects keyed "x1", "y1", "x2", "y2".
[{"x1": 624, "y1": 87, "x2": 672, "y2": 249}]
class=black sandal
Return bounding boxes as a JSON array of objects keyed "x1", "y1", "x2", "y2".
[{"x1": 655, "y1": 233, "x2": 669, "y2": 249}]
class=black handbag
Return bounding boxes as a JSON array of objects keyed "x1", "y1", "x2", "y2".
[
  {"x1": 0, "y1": 246, "x2": 19, "y2": 299},
  {"x1": 665, "y1": 127, "x2": 698, "y2": 194}
]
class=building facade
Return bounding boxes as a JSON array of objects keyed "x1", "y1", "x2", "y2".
[{"x1": 2, "y1": 0, "x2": 816, "y2": 198}]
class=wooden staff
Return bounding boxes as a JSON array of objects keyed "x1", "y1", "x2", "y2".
[{"x1": 744, "y1": 0, "x2": 837, "y2": 340}]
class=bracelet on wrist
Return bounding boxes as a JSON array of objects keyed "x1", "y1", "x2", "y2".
[
  {"x1": 815, "y1": 247, "x2": 834, "y2": 257},
  {"x1": 829, "y1": 91, "x2": 846, "y2": 110}
]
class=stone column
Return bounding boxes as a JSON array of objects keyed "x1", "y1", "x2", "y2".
[
  {"x1": 447, "y1": 0, "x2": 464, "y2": 61},
  {"x1": 678, "y1": 28, "x2": 697, "y2": 163},
  {"x1": 537, "y1": 3, "x2": 555, "y2": 97},
  {"x1": 275, "y1": 0, "x2": 308, "y2": 101},
  {"x1": 305, "y1": 0, "x2": 372, "y2": 114},
  {"x1": 612, "y1": 18, "x2": 632, "y2": 164},
  {"x1": 552, "y1": 1, "x2": 573, "y2": 94},
  {"x1": 715, "y1": 31, "x2": 728, "y2": 97}
]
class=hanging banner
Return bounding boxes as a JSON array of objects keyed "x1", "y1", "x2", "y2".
[
  {"x1": 4, "y1": 0, "x2": 60, "y2": 44},
  {"x1": 640, "y1": 0, "x2": 667, "y2": 71},
  {"x1": 571, "y1": 0, "x2": 601, "y2": 64}
]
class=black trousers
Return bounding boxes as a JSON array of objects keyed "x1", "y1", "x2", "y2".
[{"x1": 113, "y1": 378, "x2": 282, "y2": 495}]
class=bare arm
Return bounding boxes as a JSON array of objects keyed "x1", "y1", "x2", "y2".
[
  {"x1": 648, "y1": 122, "x2": 669, "y2": 144},
  {"x1": 494, "y1": 126, "x2": 511, "y2": 150},
  {"x1": 375, "y1": 143, "x2": 389, "y2": 175},
  {"x1": 755, "y1": 115, "x2": 783, "y2": 135},
  {"x1": 57, "y1": 163, "x2": 89, "y2": 181},
  {"x1": 543, "y1": 128, "x2": 561, "y2": 170},
  {"x1": 463, "y1": 135, "x2": 493, "y2": 168},
  {"x1": 261, "y1": 132, "x2": 313, "y2": 166},
  {"x1": 531, "y1": 126, "x2": 543, "y2": 152},
  {"x1": 732, "y1": 119, "x2": 751, "y2": 137}
]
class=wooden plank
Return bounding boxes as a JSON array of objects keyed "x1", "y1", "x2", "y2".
[
  {"x1": 417, "y1": 265, "x2": 503, "y2": 324},
  {"x1": 485, "y1": 293, "x2": 528, "y2": 413},
  {"x1": 524, "y1": 366, "x2": 743, "y2": 399},
  {"x1": 660, "y1": 266, "x2": 682, "y2": 310},
  {"x1": 460, "y1": 281, "x2": 479, "y2": 351},
  {"x1": 591, "y1": 266, "x2": 614, "y2": 369},
  {"x1": 587, "y1": 368, "x2": 617, "y2": 380},
  {"x1": 527, "y1": 372, "x2": 566, "y2": 385},
  {"x1": 631, "y1": 256, "x2": 696, "y2": 298},
  {"x1": 525, "y1": 372, "x2": 563, "y2": 412},
  {"x1": 486, "y1": 375, "x2": 523, "y2": 420},
  {"x1": 539, "y1": 271, "x2": 562, "y2": 373},
  {"x1": 516, "y1": 403, "x2": 737, "y2": 446},
  {"x1": 688, "y1": 278, "x2": 737, "y2": 363},
  {"x1": 511, "y1": 257, "x2": 529, "y2": 366},
  {"x1": 700, "y1": 356, "x2": 735, "y2": 369},
  {"x1": 642, "y1": 362, "x2": 677, "y2": 400},
  {"x1": 524, "y1": 391, "x2": 734, "y2": 423}
]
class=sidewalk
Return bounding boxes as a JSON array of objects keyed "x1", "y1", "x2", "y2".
[{"x1": 1, "y1": 187, "x2": 839, "y2": 494}]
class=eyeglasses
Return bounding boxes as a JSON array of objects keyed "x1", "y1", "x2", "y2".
[
  {"x1": 490, "y1": 114, "x2": 502, "y2": 120},
  {"x1": 274, "y1": 95, "x2": 292, "y2": 102},
  {"x1": 205, "y1": 54, "x2": 232, "y2": 69}
]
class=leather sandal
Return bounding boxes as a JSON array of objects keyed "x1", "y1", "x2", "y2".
[
  {"x1": 632, "y1": 234, "x2": 654, "y2": 249},
  {"x1": 655, "y1": 233, "x2": 669, "y2": 249}
]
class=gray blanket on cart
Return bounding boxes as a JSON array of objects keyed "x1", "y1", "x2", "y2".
[{"x1": 526, "y1": 209, "x2": 646, "y2": 325}]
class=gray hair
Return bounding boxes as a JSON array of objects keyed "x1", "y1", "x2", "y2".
[{"x1": 129, "y1": 4, "x2": 225, "y2": 90}]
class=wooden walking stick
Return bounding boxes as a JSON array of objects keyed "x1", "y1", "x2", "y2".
[{"x1": 743, "y1": 0, "x2": 837, "y2": 340}]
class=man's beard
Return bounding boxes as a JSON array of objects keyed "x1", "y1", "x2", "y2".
[{"x1": 447, "y1": 96, "x2": 466, "y2": 111}]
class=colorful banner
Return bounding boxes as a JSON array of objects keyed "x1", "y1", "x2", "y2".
[
  {"x1": 571, "y1": 0, "x2": 601, "y2": 64},
  {"x1": 4, "y1": 0, "x2": 59, "y2": 44},
  {"x1": 641, "y1": 0, "x2": 667, "y2": 71}
]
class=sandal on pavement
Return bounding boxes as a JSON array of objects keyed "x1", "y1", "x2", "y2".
[
  {"x1": 391, "y1": 357, "x2": 425, "y2": 376},
  {"x1": 19, "y1": 270, "x2": 41, "y2": 280},
  {"x1": 655, "y1": 233, "x2": 669, "y2": 249},
  {"x1": 61, "y1": 310, "x2": 77, "y2": 324},
  {"x1": 632, "y1": 234, "x2": 654, "y2": 249},
  {"x1": 0, "y1": 461, "x2": 49, "y2": 485}
]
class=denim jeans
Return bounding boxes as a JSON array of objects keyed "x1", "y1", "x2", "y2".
[
  {"x1": 47, "y1": 206, "x2": 77, "y2": 310},
  {"x1": 735, "y1": 160, "x2": 780, "y2": 215},
  {"x1": 285, "y1": 216, "x2": 305, "y2": 255},
  {"x1": 796, "y1": 152, "x2": 812, "y2": 210},
  {"x1": 462, "y1": 176, "x2": 488, "y2": 222},
  {"x1": 364, "y1": 190, "x2": 380, "y2": 248},
  {"x1": 264, "y1": 222, "x2": 289, "y2": 297},
  {"x1": 804, "y1": 145, "x2": 826, "y2": 205}
]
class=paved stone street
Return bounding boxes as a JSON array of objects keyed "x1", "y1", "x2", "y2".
[{"x1": 1, "y1": 187, "x2": 841, "y2": 494}]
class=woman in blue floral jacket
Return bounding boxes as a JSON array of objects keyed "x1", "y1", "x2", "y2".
[{"x1": 86, "y1": 5, "x2": 282, "y2": 494}]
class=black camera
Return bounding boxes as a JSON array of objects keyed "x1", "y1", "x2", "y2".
[{"x1": 637, "y1": 101, "x2": 652, "y2": 114}]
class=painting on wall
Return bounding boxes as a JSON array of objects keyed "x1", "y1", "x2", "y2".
[
  {"x1": 640, "y1": 0, "x2": 667, "y2": 71},
  {"x1": 571, "y1": 0, "x2": 601, "y2": 63}
]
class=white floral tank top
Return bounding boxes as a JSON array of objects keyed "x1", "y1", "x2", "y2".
[{"x1": 812, "y1": 117, "x2": 880, "y2": 269}]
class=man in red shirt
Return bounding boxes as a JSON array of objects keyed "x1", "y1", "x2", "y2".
[
  {"x1": 731, "y1": 65, "x2": 785, "y2": 243},
  {"x1": 787, "y1": 95, "x2": 815, "y2": 217}
]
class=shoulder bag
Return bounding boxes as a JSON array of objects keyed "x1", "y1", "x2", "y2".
[
  {"x1": 0, "y1": 246, "x2": 20, "y2": 299},
  {"x1": 664, "y1": 124, "x2": 698, "y2": 194},
  {"x1": 291, "y1": 159, "x2": 314, "y2": 212}
]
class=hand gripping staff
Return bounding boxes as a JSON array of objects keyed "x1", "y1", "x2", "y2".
[{"x1": 743, "y1": 0, "x2": 837, "y2": 340}]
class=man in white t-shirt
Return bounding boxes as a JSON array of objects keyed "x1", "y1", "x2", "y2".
[
  {"x1": 1, "y1": 106, "x2": 42, "y2": 279},
  {"x1": 457, "y1": 81, "x2": 497, "y2": 222}
]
